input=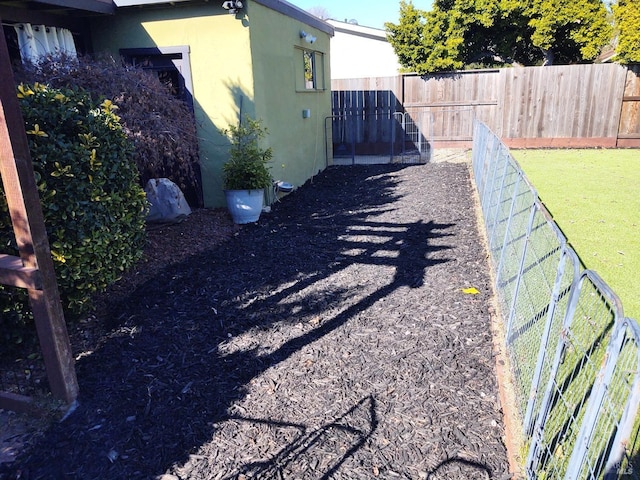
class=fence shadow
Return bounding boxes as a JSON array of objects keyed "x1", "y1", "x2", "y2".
[
  {"x1": 426, "y1": 456, "x2": 493, "y2": 479},
  {"x1": 226, "y1": 396, "x2": 378, "y2": 480},
  {"x1": 2, "y1": 164, "x2": 458, "y2": 478}
]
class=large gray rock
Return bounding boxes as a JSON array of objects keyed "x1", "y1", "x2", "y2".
[{"x1": 145, "y1": 178, "x2": 192, "y2": 223}]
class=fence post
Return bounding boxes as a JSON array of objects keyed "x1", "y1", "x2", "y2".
[
  {"x1": 480, "y1": 131, "x2": 500, "y2": 217},
  {"x1": 472, "y1": 120, "x2": 487, "y2": 195},
  {"x1": 484, "y1": 139, "x2": 509, "y2": 241},
  {"x1": 525, "y1": 272, "x2": 584, "y2": 476},
  {"x1": 522, "y1": 241, "x2": 576, "y2": 434},
  {"x1": 562, "y1": 276, "x2": 629, "y2": 479},
  {"x1": 349, "y1": 113, "x2": 356, "y2": 165},
  {"x1": 603, "y1": 319, "x2": 640, "y2": 478},
  {"x1": 389, "y1": 111, "x2": 396, "y2": 162}
]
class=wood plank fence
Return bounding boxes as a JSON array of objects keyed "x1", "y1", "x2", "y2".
[{"x1": 331, "y1": 64, "x2": 640, "y2": 149}]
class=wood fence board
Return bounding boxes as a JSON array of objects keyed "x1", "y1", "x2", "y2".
[
  {"x1": 618, "y1": 66, "x2": 640, "y2": 143},
  {"x1": 331, "y1": 64, "x2": 636, "y2": 149}
]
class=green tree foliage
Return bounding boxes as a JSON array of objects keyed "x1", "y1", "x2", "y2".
[
  {"x1": 386, "y1": 0, "x2": 612, "y2": 73},
  {"x1": 526, "y1": 0, "x2": 612, "y2": 65},
  {"x1": 0, "y1": 83, "x2": 147, "y2": 333},
  {"x1": 385, "y1": 1, "x2": 433, "y2": 72},
  {"x1": 613, "y1": 0, "x2": 640, "y2": 63}
]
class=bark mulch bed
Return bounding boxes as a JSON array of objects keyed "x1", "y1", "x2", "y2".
[{"x1": 1, "y1": 160, "x2": 510, "y2": 480}]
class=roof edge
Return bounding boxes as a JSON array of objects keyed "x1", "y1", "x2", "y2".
[
  {"x1": 113, "y1": 0, "x2": 188, "y2": 6},
  {"x1": 327, "y1": 19, "x2": 388, "y2": 41},
  {"x1": 33, "y1": 0, "x2": 115, "y2": 14},
  {"x1": 111, "y1": 0, "x2": 333, "y2": 36},
  {"x1": 251, "y1": 0, "x2": 333, "y2": 36}
]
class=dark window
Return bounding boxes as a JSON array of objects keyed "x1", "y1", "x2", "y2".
[{"x1": 120, "y1": 46, "x2": 193, "y2": 109}]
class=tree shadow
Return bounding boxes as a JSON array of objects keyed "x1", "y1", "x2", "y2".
[
  {"x1": 3, "y1": 164, "x2": 457, "y2": 478},
  {"x1": 223, "y1": 396, "x2": 378, "y2": 480},
  {"x1": 426, "y1": 456, "x2": 494, "y2": 479}
]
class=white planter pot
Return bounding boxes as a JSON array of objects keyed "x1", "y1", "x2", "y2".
[{"x1": 224, "y1": 189, "x2": 264, "y2": 224}]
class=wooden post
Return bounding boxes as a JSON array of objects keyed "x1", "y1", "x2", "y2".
[{"x1": 0, "y1": 20, "x2": 78, "y2": 407}]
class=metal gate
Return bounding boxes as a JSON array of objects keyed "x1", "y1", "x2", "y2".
[{"x1": 325, "y1": 110, "x2": 434, "y2": 166}]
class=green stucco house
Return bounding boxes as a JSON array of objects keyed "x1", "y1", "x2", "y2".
[
  {"x1": 93, "y1": 0, "x2": 335, "y2": 208},
  {"x1": 1, "y1": 0, "x2": 335, "y2": 208}
]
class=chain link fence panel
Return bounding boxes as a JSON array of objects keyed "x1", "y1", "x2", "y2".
[{"x1": 472, "y1": 120, "x2": 640, "y2": 479}]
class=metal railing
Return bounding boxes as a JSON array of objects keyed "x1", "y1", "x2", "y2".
[
  {"x1": 325, "y1": 110, "x2": 433, "y2": 165},
  {"x1": 472, "y1": 120, "x2": 640, "y2": 479}
]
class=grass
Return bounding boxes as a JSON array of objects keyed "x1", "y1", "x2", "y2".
[{"x1": 511, "y1": 149, "x2": 640, "y2": 321}]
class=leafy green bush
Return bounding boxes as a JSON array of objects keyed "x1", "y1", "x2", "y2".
[
  {"x1": 221, "y1": 116, "x2": 273, "y2": 191},
  {"x1": 0, "y1": 82, "x2": 147, "y2": 325},
  {"x1": 15, "y1": 55, "x2": 202, "y2": 207}
]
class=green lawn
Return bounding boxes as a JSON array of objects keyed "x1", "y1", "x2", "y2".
[{"x1": 511, "y1": 149, "x2": 640, "y2": 320}]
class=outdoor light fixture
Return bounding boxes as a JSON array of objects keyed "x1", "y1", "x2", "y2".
[
  {"x1": 299, "y1": 30, "x2": 316, "y2": 44},
  {"x1": 222, "y1": 0, "x2": 243, "y2": 14}
]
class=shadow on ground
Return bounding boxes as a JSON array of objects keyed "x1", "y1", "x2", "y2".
[{"x1": 2, "y1": 163, "x2": 506, "y2": 479}]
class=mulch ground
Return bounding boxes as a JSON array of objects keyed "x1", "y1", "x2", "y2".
[{"x1": 1, "y1": 159, "x2": 510, "y2": 479}]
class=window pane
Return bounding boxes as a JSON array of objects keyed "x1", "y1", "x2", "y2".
[{"x1": 303, "y1": 50, "x2": 315, "y2": 89}]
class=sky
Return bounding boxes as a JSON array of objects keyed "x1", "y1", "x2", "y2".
[{"x1": 287, "y1": 0, "x2": 434, "y2": 31}]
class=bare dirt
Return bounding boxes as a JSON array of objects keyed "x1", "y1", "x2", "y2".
[{"x1": 1, "y1": 159, "x2": 511, "y2": 479}]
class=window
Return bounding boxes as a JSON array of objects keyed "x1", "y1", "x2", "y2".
[
  {"x1": 303, "y1": 50, "x2": 315, "y2": 89},
  {"x1": 298, "y1": 48, "x2": 324, "y2": 91},
  {"x1": 5, "y1": 23, "x2": 77, "y2": 64}
]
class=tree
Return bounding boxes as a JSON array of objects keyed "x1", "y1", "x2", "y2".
[
  {"x1": 385, "y1": 1, "x2": 434, "y2": 72},
  {"x1": 613, "y1": 0, "x2": 640, "y2": 63},
  {"x1": 385, "y1": 0, "x2": 612, "y2": 73},
  {"x1": 525, "y1": 0, "x2": 612, "y2": 65},
  {"x1": 307, "y1": 6, "x2": 331, "y2": 20}
]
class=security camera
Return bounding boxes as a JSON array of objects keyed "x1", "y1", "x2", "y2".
[
  {"x1": 300, "y1": 30, "x2": 317, "y2": 44},
  {"x1": 222, "y1": 0, "x2": 242, "y2": 13}
]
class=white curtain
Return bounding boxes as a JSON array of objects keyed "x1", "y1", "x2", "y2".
[{"x1": 14, "y1": 23, "x2": 77, "y2": 63}]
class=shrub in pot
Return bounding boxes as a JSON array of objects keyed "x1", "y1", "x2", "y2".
[{"x1": 221, "y1": 116, "x2": 273, "y2": 224}]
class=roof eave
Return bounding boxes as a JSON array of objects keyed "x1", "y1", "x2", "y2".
[
  {"x1": 252, "y1": 0, "x2": 333, "y2": 36},
  {"x1": 32, "y1": 0, "x2": 116, "y2": 14},
  {"x1": 112, "y1": 0, "x2": 334, "y2": 36}
]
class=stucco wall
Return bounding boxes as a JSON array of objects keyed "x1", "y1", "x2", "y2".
[
  {"x1": 248, "y1": 3, "x2": 332, "y2": 193},
  {"x1": 90, "y1": 4, "x2": 253, "y2": 207},
  {"x1": 90, "y1": 1, "x2": 332, "y2": 208}
]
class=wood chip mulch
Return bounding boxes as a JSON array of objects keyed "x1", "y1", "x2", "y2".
[{"x1": 1, "y1": 160, "x2": 510, "y2": 480}]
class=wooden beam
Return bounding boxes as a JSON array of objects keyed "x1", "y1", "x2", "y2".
[
  {"x1": 0, "y1": 253, "x2": 42, "y2": 289},
  {"x1": 0, "y1": 18, "x2": 78, "y2": 406},
  {"x1": 404, "y1": 100, "x2": 499, "y2": 108},
  {"x1": 0, "y1": 391, "x2": 35, "y2": 414},
  {"x1": 617, "y1": 133, "x2": 640, "y2": 139}
]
